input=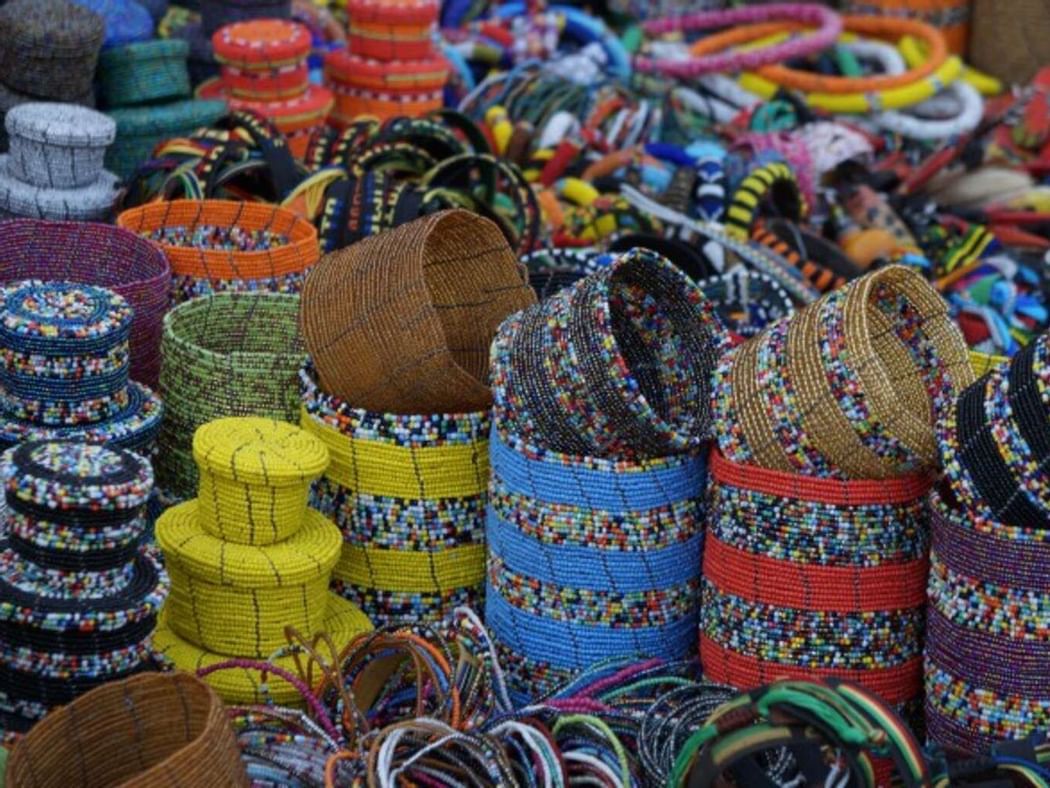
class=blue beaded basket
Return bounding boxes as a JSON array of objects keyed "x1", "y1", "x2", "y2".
[{"x1": 70, "y1": 0, "x2": 154, "y2": 48}]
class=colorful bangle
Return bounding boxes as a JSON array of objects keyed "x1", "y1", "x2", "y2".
[{"x1": 636, "y1": 4, "x2": 843, "y2": 79}]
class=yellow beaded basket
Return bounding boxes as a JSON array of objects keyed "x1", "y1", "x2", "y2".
[
  {"x1": 156, "y1": 500, "x2": 342, "y2": 656},
  {"x1": 193, "y1": 417, "x2": 330, "y2": 545},
  {"x1": 152, "y1": 594, "x2": 372, "y2": 707}
]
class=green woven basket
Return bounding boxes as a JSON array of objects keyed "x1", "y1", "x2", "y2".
[
  {"x1": 156, "y1": 291, "x2": 306, "y2": 501},
  {"x1": 106, "y1": 99, "x2": 226, "y2": 179},
  {"x1": 99, "y1": 39, "x2": 191, "y2": 109}
]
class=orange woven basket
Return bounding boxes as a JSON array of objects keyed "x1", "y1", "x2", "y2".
[
  {"x1": 4, "y1": 672, "x2": 249, "y2": 788},
  {"x1": 117, "y1": 199, "x2": 320, "y2": 289}
]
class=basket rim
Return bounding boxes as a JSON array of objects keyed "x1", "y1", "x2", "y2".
[{"x1": 163, "y1": 291, "x2": 303, "y2": 362}]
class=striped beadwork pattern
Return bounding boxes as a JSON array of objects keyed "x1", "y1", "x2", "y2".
[
  {"x1": 925, "y1": 490, "x2": 1050, "y2": 754},
  {"x1": 486, "y1": 428, "x2": 705, "y2": 705},
  {"x1": 300, "y1": 364, "x2": 489, "y2": 629},
  {"x1": 701, "y1": 450, "x2": 931, "y2": 709}
]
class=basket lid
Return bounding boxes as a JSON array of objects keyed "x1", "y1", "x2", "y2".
[
  {"x1": 5, "y1": 103, "x2": 116, "y2": 147},
  {"x1": 98, "y1": 37, "x2": 190, "y2": 67},
  {"x1": 0, "y1": 0, "x2": 105, "y2": 54},
  {"x1": 0, "y1": 280, "x2": 132, "y2": 349},
  {"x1": 212, "y1": 19, "x2": 310, "y2": 67},
  {"x1": 156, "y1": 500, "x2": 342, "y2": 587},
  {"x1": 192, "y1": 417, "x2": 329, "y2": 486},
  {"x1": 345, "y1": 0, "x2": 438, "y2": 26}
]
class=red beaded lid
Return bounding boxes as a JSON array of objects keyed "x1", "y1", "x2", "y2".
[
  {"x1": 345, "y1": 0, "x2": 439, "y2": 26},
  {"x1": 212, "y1": 19, "x2": 312, "y2": 68},
  {"x1": 324, "y1": 50, "x2": 449, "y2": 92}
]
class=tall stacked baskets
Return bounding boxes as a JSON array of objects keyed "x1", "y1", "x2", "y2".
[
  {"x1": 300, "y1": 210, "x2": 536, "y2": 629},
  {"x1": 154, "y1": 417, "x2": 372, "y2": 705},
  {"x1": 926, "y1": 336, "x2": 1050, "y2": 753},
  {"x1": 487, "y1": 247, "x2": 728, "y2": 702}
]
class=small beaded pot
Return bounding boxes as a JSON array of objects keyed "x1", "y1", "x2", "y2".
[
  {"x1": 156, "y1": 293, "x2": 307, "y2": 501},
  {"x1": 487, "y1": 427, "x2": 706, "y2": 704},
  {"x1": 491, "y1": 247, "x2": 729, "y2": 460},
  {"x1": 300, "y1": 209, "x2": 536, "y2": 415},
  {"x1": 193, "y1": 417, "x2": 330, "y2": 545},
  {"x1": 925, "y1": 488, "x2": 1050, "y2": 754},
  {"x1": 0, "y1": 440, "x2": 168, "y2": 733},
  {"x1": 701, "y1": 450, "x2": 931, "y2": 715},
  {"x1": 200, "y1": 0, "x2": 292, "y2": 37},
  {"x1": 5, "y1": 104, "x2": 116, "y2": 189},
  {"x1": 4, "y1": 673, "x2": 250, "y2": 788},
  {"x1": 0, "y1": 0, "x2": 105, "y2": 103},
  {"x1": 105, "y1": 100, "x2": 227, "y2": 180},
  {"x1": 69, "y1": 0, "x2": 153, "y2": 49},
  {"x1": 0, "y1": 156, "x2": 118, "y2": 222},
  {"x1": 345, "y1": 0, "x2": 439, "y2": 62},
  {"x1": 300, "y1": 363, "x2": 488, "y2": 629},
  {"x1": 212, "y1": 19, "x2": 312, "y2": 100},
  {"x1": 711, "y1": 265, "x2": 975, "y2": 480},
  {"x1": 98, "y1": 40, "x2": 192, "y2": 108},
  {"x1": 938, "y1": 334, "x2": 1050, "y2": 530},
  {"x1": 117, "y1": 199, "x2": 319, "y2": 304},
  {"x1": 0, "y1": 282, "x2": 163, "y2": 454},
  {"x1": 0, "y1": 219, "x2": 170, "y2": 388}
]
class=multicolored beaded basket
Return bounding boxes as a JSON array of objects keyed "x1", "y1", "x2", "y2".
[
  {"x1": 701, "y1": 450, "x2": 931, "y2": 715},
  {"x1": 212, "y1": 19, "x2": 312, "y2": 100},
  {"x1": 156, "y1": 292, "x2": 306, "y2": 502},
  {"x1": 117, "y1": 199, "x2": 320, "y2": 304},
  {"x1": 0, "y1": 281, "x2": 163, "y2": 454},
  {"x1": 0, "y1": 440, "x2": 168, "y2": 733},
  {"x1": 300, "y1": 363, "x2": 489, "y2": 629},
  {"x1": 0, "y1": 220, "x2": 170, "y2": 388},
  {"x1": 711, "y1": 264, "x2": 975, "y2": 480},
  {"x1": 345, "y1": 0, "x2": 439, "y2": 61},
  {"x1": 486, "y1": 427, "x2": 706, "y2": 704}
]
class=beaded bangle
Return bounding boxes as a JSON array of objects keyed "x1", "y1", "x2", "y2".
[
  {"x1": 696, "y1": 269, "x2": 794, "y2": 339},
  {"x1": 636, "y1": 4, "x2": 843, "y2": 79},
  {"x1": 724, "y1": 161, "x2": 807, "y2": 241},
  {"x1": 752, "y1": 222, "x2": 852, "y2": 295}
]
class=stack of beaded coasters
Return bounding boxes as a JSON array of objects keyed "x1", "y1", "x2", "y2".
[
  {"x1": 0, "y1": 440, "x2": 168, "y2": 734},
  {"x1": 0, "y1": 104, "x2": 119, "y2": 221},
  {"x1": 927, "y1": 335, "x2": 1050, "y2": 753},
  {"x1": 199, "y1": 19, "x2": 332, "y2": 158},
  {"x1": 153, "y1": 417, "x2": 372, "y2": 706},
  {"x1": 0, "y1": 281, "x2": 164, "y2": 454},
  {"x1": 324, "y1": 0, "x2": 446, "y2": 126}
]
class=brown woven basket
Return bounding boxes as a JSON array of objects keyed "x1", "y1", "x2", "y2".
[
  {"x1": 969, "y1": 0, "x2": 1050, "y2": 85},
  {"x1": 300, "y1": 209, "x2": 536, "y2": 414},
  {"x1": 5, "y1": 672, "x2": 249, "y2": 788}
]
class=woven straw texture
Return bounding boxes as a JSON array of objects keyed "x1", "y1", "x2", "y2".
[
  {"x1": 300, "y1": 363, "x2": 489, "y2": 628},
  {"x1": 4, "y1": 672, "x2": 249, "y2": 787},
  {"x1": 486, "y1": 428, "x2": 705, "y2": 704},
  {"x1": 925, "y1": 489, "x2": 1050, "y2": 754},
  {"x1": 118, "y1": 199, "x2": 320, "y2": 304},
  {"x1": 0, "y1": 219, "x2": 170, "y2": 387},
  {"x1": 193, "y1": 416, "x2": 330, "y2": 545},
  {"x1": 155, "y1": 293, "x2": 306, "y2": 501},
  {"x1": 98, "y1": 40, "x2": 192, "y2": 108},
  {"x1": 711, "y1": 264, "x2": 974, "y2": 480},
  {"x1": 491, "y1": 247, "x2": 729, "y2": 460},
  {"x1": 0, "y1": 0, "x2": 104, "y2": 102},
  {"x1": 301, "y1": 209, "x2": 536, "y2": 415},
  {"x1": 969, "y1": 0, "x2": 1050, "y2": 85},
  {"x1": 5, "y1": 103, "x2": 116, "y2": 189},
  {"x1": 105, "y1": 100, "x2": 227, "y2": 180}
]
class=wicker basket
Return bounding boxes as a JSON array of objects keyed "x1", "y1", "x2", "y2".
[
  {"x1": 118, "y1": 199, "x2": 319, "y2": 304},
  {"x1": 4, "y1": 672, "x2": 249, "y2": 787},
  {"x1": 0, "y1": 219, "x2": 170, "y2": 387},
  {"x1": 155, "y1": 292, "x2": 306, "y2": 501}
]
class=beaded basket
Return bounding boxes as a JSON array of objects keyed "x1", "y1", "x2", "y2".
[
  {"x1": 0, "y1": 157, "x2": 118, "y2": 222},
  {"x1": 486, "y1": 428, "x2": 706, "y2": 704},
  {"x1": 345, "y1": 0, "x2": 438, "y2": 61},
  {"x1": 118, "y1": 199, "x2": 319, "y2": 304},
  {"x1": 156, "y1": 292, "x2": 306, "y2": 500},
  {"x1": 0, "y1": 219, "x2": 170, "y2": 388},
  {"x1": 200, "y1": 0, "x2": 292, "y2": 36},
  {"x1": 300, "y1": 363, "x2": 489, "y2": 628},
  {"x1": 701, "y1": 450, "x2": 931, "y2": 714},
  {"x1": 105, "y1": 100, "x2": 227, "y2": 180},
  {"x1": 5, "y1": 673, "x2": 249, "y2": 788},
  {"x1": 711, "y1": 264, "x2": 974, "y2": 480},
  {"x1": 0, "y1": 0, "x2": 105, "y2": 102},
  {"x1": 212, "y1": 19, "x2": 312, "y2": 100},
  {"x1": 0, "y1": 440, "x2": 168, "y2": 733},
  {"x1": 925, "y1": 489, "x2": 1050, "y2": 754},
  {"x1": 5, "y1": 103, "x2": 116, "y2": 189},
  {"x1": 98, "y1": 39, "x2": 192, "y2": 108},
  {"x1": 300, "y1": 209, "x2": 535, "y2": 415},
  {"x1": 491, "y1": 247, "x2": 728, "y2": 460},
  {"x1": 70, "y1": 0, "x2": 154, "y2": 49}
]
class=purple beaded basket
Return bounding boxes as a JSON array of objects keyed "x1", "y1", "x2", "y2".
[{"x1": 0, "y1": 219, "x2": 171, "y2": 387}]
